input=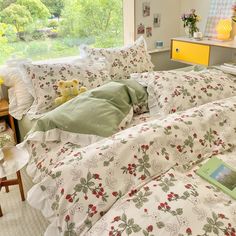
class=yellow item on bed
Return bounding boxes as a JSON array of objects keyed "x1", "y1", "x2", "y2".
[{"x1": 55, "y1": 79, "x2": 87, "y2": 106}]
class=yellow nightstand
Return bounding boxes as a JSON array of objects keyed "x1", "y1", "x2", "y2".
[{"x1": 171, "y1": 37, "x2": 235, "y2": 66}]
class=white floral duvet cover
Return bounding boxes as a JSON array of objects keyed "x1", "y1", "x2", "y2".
[
  {"x1": 24, "y1": 95, "x2": 236, "y2": 236},
  {"x1": 89, "y1": 150, "x2": 236, "y2": 236}
]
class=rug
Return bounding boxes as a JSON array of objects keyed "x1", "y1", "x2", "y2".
[{"x1": 0, "y1": 168, "x2": 48, "y2": 236}]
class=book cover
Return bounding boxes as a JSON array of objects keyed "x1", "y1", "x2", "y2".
[{"x1": 196, "y1": 157, "x2": 236, "y2": 200}]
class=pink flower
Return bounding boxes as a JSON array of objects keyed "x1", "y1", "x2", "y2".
[
  {"x1": 218, "y1": 213, "x2": 225, "y2": 219},
  {"x1": 65, "y1": 215, "x2": 70, "y2": 222},
  {"x1": 141, "y1": 144, "x2": 149, "y2": 150},
  {"x1": 185, "y1": 184, "x2": 192, "y2": 189},
  {"x1": 113, "y1": 216, "x2": 121, "y2": 222},
  {"x1": 147, "y1": 225, "x2": 153, "y2": 232},
  {"x1": 112, "y1": 192, "x2": 118, "y2": 197},
  {"x1": 186, "y1": 228, "x2": 192, "y2": 235},
  {"x1": 93, "y1": 174, "x2": 100, "y2": 179},
  {"x1": 140, "y1": 175, "x2": 146, "y2": 180}
]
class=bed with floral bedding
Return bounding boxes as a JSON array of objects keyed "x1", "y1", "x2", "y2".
[{"x1": 19, "y1": 69, "x2": 236, "y2": 236}]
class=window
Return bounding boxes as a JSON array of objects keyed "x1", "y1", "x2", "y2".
[{"x1": 0, "y1": 0, "x2": 124, "y2": 64}]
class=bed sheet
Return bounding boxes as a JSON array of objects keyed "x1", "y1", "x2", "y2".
[
  {"x1": 23, "y1": 95, "x2": 236, "y2": 236},
  {"x1": 88, "y1": 149, "x2": 236, "y2": 236}
]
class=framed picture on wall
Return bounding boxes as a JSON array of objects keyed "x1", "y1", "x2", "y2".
[
  {"x1": 137, "y1": 23, "x2": 145, "y2": 34},
  {"x1": 143, "y1": 2, "x2": 150, "y2": 17},
  {"x1": 146, "y1": 27, "x2": 152, "y2": 37},
  {"x1": 153, "y1": 14, "x2": 161, "y2": 27}
]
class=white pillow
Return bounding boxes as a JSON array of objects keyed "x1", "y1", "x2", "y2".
[
  {"x1": 0, "y1": 65, "x2": 34, "y2": 120},
  {"x1": 80, "y1": 36, "x2": 154, "y2": 80},
  {"x1": 133, "y1": 70, "x2": 236, "y2": 117},
  {"x1": 24, "y1": 58, "x2": 112, "y2": 119}
]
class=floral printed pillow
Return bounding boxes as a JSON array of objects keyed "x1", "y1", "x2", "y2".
[
  {"x1": 23, "y1": 59, "x2": 111, "y2": 118},
  {"x1": 80, "y1": 36, "x2": 154, "y2": 80},
  {"x1": 141, "y1": 70, "x2": 236, "y2": 116}
]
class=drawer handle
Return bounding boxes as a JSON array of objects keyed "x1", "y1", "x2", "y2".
[{"x1": 175, "y1": 48, "x2": 180, "y2": 53}]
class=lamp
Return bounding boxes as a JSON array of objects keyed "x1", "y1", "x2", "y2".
[{"x1": 216, "y1": 19, "x2": 232, "y2": 40}]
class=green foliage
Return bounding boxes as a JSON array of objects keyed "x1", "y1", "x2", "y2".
[
  {"x1": 42, "y1": 0, "x2": 64, "y2": 18},
  {"x1": 0, "y1": 4, "x2": 32, "y2": 32},
  {"x1": 48, "y1": 20, "x2": 59, "y2": 29},
  {"x1": 0, "y1": 23, "x2": 17, "y2": 42},
  {"x1": 0, "y1": 0, "x2": 123, "y2": 64},
  {"x1": 0, "y1": 0, "x2": 16, "y2": 11},
  {"x1": 60, "y1": 0, "x2": 123, "y2": 47},
  {"x1": 0, "y1": 38, "x2": 80, "y2": 64},
  {"x1": 0, "y1": 38, "x2": 13, "y2": 64},
  {"x1": 16, "y1": 0, "x2": 50, "y2": 19}
]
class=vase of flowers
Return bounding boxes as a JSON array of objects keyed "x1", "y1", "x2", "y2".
[{"x1": 181, "y1": 9, "x2": 200, "y2": 38}]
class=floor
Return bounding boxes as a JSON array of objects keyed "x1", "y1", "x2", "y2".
[{"x1": 0, "y1": 168, "x2": 48, "y2": 236}]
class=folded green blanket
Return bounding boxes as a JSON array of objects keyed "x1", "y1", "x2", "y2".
[{"x1": 30, "y1": 79, "x2": 148, "y2": 137}]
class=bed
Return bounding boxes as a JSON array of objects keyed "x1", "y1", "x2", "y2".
[
  {"x1": 22, "y1": 93, "x2": 236, "y2": 236},
  {"x1": 1, "y1": 37, "x2": 236, "y2": 236}
]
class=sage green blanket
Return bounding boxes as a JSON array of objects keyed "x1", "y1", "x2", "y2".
[{"x1": 30, "y1": 79, "x2": 148, "y2": 137}]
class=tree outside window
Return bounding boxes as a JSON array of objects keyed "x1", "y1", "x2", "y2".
[{"x1": 0, "y1": 0, "x2": 124, "y2": 64}]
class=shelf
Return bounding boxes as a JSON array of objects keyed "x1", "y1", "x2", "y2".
[{"x1": 148, "y1": 47, "x2": 170, "y2": 54}]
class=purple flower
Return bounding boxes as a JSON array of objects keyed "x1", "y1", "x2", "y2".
[{"x1": 185, "y1": 13, "x2": 190, "y2": 18}]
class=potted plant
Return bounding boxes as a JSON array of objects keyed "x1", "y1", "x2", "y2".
[{"x1": 181, "y1": 9, "x2": 200, "y2": 38}]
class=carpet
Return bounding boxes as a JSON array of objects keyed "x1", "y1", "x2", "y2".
[{"x1": 0, "y1": 168, "x2": 48, "y2": 236}]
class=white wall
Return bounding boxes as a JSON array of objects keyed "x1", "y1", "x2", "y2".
[{"x1": 135, "y1": 0, "x2": 181, "y2": 50}]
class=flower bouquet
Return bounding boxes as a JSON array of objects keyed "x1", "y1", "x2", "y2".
[{"x1": 181, "y1": 9, "x2": 200, "y2": 37}]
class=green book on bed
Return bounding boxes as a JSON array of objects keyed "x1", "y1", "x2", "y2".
[{"x1": 196, "y1": 157, "x2": 236, "y2": 200}]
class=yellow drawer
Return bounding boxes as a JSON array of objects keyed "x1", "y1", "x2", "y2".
[{"x1": 171, "y1": 40, "x2": 210, "y2": 66}]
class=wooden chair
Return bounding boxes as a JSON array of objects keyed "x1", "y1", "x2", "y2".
[{"x1": 0, "y1": 147, "x2": 28, "y2": 217}]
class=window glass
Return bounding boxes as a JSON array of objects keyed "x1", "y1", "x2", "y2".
[{"x1": 0, "y1": 0, "x2": 124, "y2": 64}]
